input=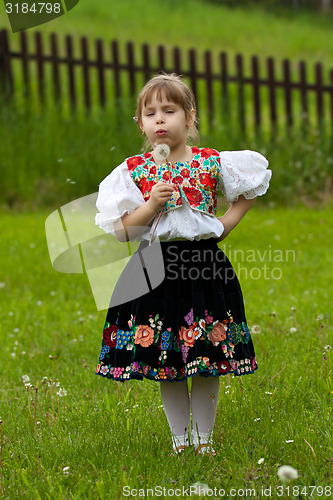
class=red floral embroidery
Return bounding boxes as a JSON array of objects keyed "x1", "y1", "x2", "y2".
[
  {"x1": 191, "y1": 147, "x2": 201, "y2": 155},
  {"x1": 192, "y1": 160, "x2": 200, "y2": 168},
  {"x1": 182, "y1": 187, "x2": 203, "y2": 205},
  {"x1": 172, "y1": 175, "x2": 183, "y2": 185},
  {"x1": 218, "y1": 360, "x2": 231, "y2": 374},
  {"x1": 181, "y1": 168, "x2": 191, "y2": 178},
  {"x1": 200, "y1": 148, "x2": 219, "y2": 158},
  {"x1": 199, "y1": 172, "x2": 217, "y2": 190},
  {"x1": 149, "y1": 166, "x2": 157, "y2": 175},
  {"x1": 103, "y1": 325, "x2": 117, "y2": 348},
  {"x1": 189, "y1": 178, "x2": 196, "y2": 187},
  {"x1": 127, "y1": 155, "x2": 145, "y2": 171},
  {"x1": 162, "y1": 171, "x2": 172, "y2": 182}
]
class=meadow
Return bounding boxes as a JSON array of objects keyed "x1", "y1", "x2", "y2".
[
  {"x1": 0, "y1": 204, "x2": 332, "y2": 499},
  {"x1": 0, "y1": 1, "x2": 332, "y2": 498}
]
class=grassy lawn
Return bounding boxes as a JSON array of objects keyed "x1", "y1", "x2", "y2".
[{"x1": 0, "y1": 204, "x2": 332, "y2": 498}]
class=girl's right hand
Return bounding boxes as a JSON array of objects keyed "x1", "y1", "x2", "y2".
[{"x1": 148, "y1": 182, "x2": 175, "y2": 212}]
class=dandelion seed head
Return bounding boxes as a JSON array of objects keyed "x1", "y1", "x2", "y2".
[
  {"x1": 153, "y1": 144, "x2": 170, "y2": 163},
  {"x1": 277, "y1": 465, "x2": 298, "y2": 481},
  {"x1": 21, "y1": 375, "x2": 30, "y2": 384},
  {"x1": 289, "y1": 327, "x2": 297, "y2": 333}
]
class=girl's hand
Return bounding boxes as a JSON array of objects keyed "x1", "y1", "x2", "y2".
[{"x1": 148, "y1": 182, "x2": 175, "y2": 212}]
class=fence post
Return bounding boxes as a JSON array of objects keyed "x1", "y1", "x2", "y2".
[
  {"x1": 51, "y1": 33, "x2": 61, "y2": 108},
  {"x1": 251, "y1": 55, "x2": 261, "y2": 134},
  {"x1": 35, "y1": 32, "x2": 45, "y2": 106},
  {"x1": 20, "y1": 31, "x2": 30, "y2": 99},
  {"x1": 283, "y1": 59, "x2": 292, "y2": 130},
  {"x1": 330, "y1": 69, "x2": 333, "y2": 140},
  {"x1": 236, "y1": 53, "x2": 246, "y2": 137},
  {"x1": 65, "y1": 34, "x2": 76, "y2": 112},
  {"x1": 96, "y1": 39, "x2": 106, "y2": 109},
  {"x1": 314, "y1": 62, "x2": 324, "y2": 129},
  {"x1": 173, "y1": 47, "x2": 181, "y2": 76},
  {"x1": 0, "y1": 29, "x2": 14, "y2": 101},
  {"x1": 204, "y1": 51, "x2": 213, "y2": 129},
  {"x1": 219, "y1": 52, "x2": 229, "y2": 124},
  {"x1": 188, "y1": 49, "x2": 198, "y2": 117},
  {"x1": 267, "y1": 57, "x2": 277, "y2": 138},
  {"x1": 157, "y1": 45, "x2": 166, "y2": 73},
  {"x1": 111, "y1": 40, "x2": 121, "y2": 101},
  {"x1": 126, "y1": 42, "x2": 136, "y2": 97},
  {"x1": 81, "y1": 36, "x2": 91, "y2": 112}
]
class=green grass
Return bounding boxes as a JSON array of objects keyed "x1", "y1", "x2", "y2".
[
  {"x1": 0, "y1": 205, "x2": 332, "y2": 498},
  {"x1": 1, "y1": 103, "x2": 332, "y2": 209}
]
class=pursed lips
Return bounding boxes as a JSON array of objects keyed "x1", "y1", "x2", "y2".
[{"x1": 156, "y1": 129, "x2": 167, "y2": 136}]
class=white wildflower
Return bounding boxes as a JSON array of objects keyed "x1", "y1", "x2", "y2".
[
  {"x1": 277, "y1": 465, "x2": 298, "y2": 481},
  {"x1": 286, "y1": 439, "x2": 294, "y2": 443},
  {"x1": 258, "y1": 458, "x2": 264, "y2": 464},
  {"x1": 191, "y1": 482, "x2": 210, "y2": 495},
  {"x1": 57, "y1": 389, "x2": 67, "y2": 397},
  {"x1": 289, "y1": 327, "x2": 297, "y2": 333},
  {"x1": 153, "y1": 143, "x2": 170, "y2": 163},
  {"x1": 62, "y1": 466, "x2": 70, "y2": 474},
  {"x1": 21, "y1": 375, "x2": 30, "y2": 384}
]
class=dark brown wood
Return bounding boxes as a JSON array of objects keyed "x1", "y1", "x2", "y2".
[
  {"x1": 204, "y1": 51, "x2": 213, "y2": 128},
  {"x1": 219, "y1": 52, "x2": 229, "y2": 119},
  {"x1": 96, "y1": 39, "x2": 106, "y2": 108},
  {"x1": 81, "y1": 36, "x2": 91, "y2": 111},
  {"x1": 329, "y1": 69, "x2": 333, "y2": 140},
  {"x1": 65, "y1": 35, "x2": 76, "y2": 111},
  {"x1": 142, "y1": 44, "x2": 150, "y2": 82},
  {"x1": 267, "y1": 57, "x2": 277, "y2": 128},
  {"x1": 2, "y1": 28, "x2": 333, "y2": 137},
  {"x1": 35, "y1": 32, "x2": 46, "y2": 104},
  {"x1": 126, "y1": 42, "x2": 135, "y2": 97},
  {"x1": 0, "y1": 29, "x2": 14, "y2": 98},
  {"x1": 251, "y1": 55, "x2": 261, "y2": 131},
  {"x1": 20, "y1": 31, "x2": 30, "y2": 98},
  {"x1": 314, "y1": 62, "x2": 324, "y2": 125},
  {"x1": 173, "y1": 47, "x2": 181, "y2": 75},
  {"x1": 299, "y1": 60, "x2": 308, "y2": 118},
  {"x1": 157, "y1": 45, "x2": 166, "y2": 73},
  {"x1": 112, "y1": 40, "x2": 121, "y2": 99},
  {"x1": 188, "y1": 49, "x2": 198, "y2": 111},
  {"x1": 50, "y1": 33, "x2": 61, "y2": 105},
  {"x1": 236, "y1": 53, "x2": 246, "y2": 134},
  {"x1": 283, "y1": 59, "x2": 292, "y2": 127}
]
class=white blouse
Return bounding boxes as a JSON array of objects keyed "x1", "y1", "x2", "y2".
[{"x1": 95, "y1": 150, "x2": 271, "y2": 241}]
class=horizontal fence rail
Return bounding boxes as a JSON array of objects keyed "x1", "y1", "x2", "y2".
[{"x1": 1, "y1": 28, "x2": 333, "y2": 137}]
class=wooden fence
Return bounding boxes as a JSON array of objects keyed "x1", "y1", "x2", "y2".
[{"x1": 1, "y1": 28, "x2": 333, "y2": 137}]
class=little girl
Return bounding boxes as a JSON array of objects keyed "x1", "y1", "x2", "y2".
[{"x1": 95, "y1": 73, "x2": 271, "y2": 456}]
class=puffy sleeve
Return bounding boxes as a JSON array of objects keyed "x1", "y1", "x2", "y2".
[
  {"x1": 219, "y1": 150, "x2": 272, "y2": 203},
  {"x1": 95, "y1": 161, "x2": 145, "y2": 234}
]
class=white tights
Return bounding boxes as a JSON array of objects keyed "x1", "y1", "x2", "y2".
[{"x1": 160, "y1": 375, "x2": 220, "y2": 449}]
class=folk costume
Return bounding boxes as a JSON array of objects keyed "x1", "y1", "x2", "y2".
[{"x1": 95, "y1": 147, "x2": 271, "y2": 383}]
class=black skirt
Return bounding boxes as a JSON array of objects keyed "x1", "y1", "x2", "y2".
[{"x1": 95, "y1": 238, "x2": 258, "y2": 382}]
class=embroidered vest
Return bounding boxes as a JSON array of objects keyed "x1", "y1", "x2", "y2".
[{"x1": 126, "y1": 147, "x2": 221, "y2": 216}]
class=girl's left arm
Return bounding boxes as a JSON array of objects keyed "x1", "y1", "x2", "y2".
[{"x1": 217, "y1": 195, "x2": 256, "y2": 242}]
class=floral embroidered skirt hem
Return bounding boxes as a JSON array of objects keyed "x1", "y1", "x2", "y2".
[{"x1": 95, "y1": 238, "x2": 258, "y2": 382}]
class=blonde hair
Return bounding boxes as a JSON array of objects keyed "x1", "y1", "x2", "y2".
[{"x1": 135, "y1": 73, "x2": 200, "y2": 148}]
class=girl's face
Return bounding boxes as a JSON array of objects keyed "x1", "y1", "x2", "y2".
[{"x1": 140, "y1": 91, "x2": 194, "y2": 153}]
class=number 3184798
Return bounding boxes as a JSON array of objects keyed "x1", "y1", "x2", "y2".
[{"x1": 5, "y1": 3, "x2": 61, "y2": 14}]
